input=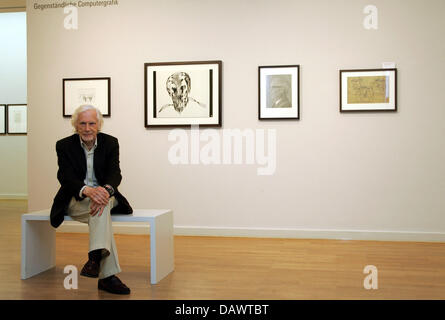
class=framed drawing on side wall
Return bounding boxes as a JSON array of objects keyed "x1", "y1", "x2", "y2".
[
  {"x1": 258, "y1": 65, "x2": 300, "y2": 120},
  {"x1": 144, "y1": 60, "x2": 222, "y2": 128},
  {"x1": 63, "y1": 77, "x2": 111, "y2": 117},
  {"x1": 7, "y1": 104, "x2": 27, "y2": 134},
  {"x1": 0, "y1": 105, "x2": 6, "y2": 134},
  {"x1": 340, "y1": 68, "x2": 397, "y2": 112}
]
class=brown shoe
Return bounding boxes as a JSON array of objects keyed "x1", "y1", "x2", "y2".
[
  {"x1": 80, "y1": 260, "x2": 100, "y2": 278},
  {"x1": 98, "y1": 275, "x2": 131, "y2": 295}
]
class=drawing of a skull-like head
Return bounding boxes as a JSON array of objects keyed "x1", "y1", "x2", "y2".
[{"x1": 166, "y1": 72, "x2": 191, "y2": 113}]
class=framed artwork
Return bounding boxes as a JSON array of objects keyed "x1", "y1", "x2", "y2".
[
  {"x1": 340, "y1": 68, "x2": 397, "y2": 112},
  {"x1": 7, "y1": 104, "x2": 27, "y2": 134},
  {"x1": 0, "y1": 105, "x2": 6, "y2": 134},
  {"x1": 63, "y1": 77, "x2": 111, "y2": 117},
  {"x1": 258, "y1": 65, "x2": 300, "y2": 120},
  {"x1": 144, "y1": 60, "x2": 222, "y2": 128}
]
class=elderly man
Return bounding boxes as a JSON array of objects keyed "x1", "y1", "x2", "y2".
[{"x1": 50, "y1": 105, "x2": 133, "y2": 295}]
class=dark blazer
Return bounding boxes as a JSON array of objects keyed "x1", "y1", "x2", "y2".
[{"x1": 50, "y1": 132, "x2": 133, "y2": 228}]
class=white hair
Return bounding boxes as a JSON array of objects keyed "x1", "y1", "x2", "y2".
[{"x1": 71, "y1": 105, "x2": 104, "y2": 132}]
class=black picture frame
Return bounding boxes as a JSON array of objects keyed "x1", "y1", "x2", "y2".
[
  {"x1": 63, "y1": 77, "x2": 111, "y2": 117},
  {"x1": 0, "y1": 105, "x2": 6, "y2": 135},
  {"x1": 339, "y1": 68, "x2": 397, "y2": 112},
  {"x1": 144, "y1": 60, "x2": 222, "y2": 128},
  {"x1": 258, "y1": 65, "x2": 300, "y2": 120},
  {"x1": 6, "y1": 104, "x2": 27, "y2": 135}
]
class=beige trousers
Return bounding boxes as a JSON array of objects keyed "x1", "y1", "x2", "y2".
[{"x1": 67, "y1": 196, "x2": 121, "y2": 279}]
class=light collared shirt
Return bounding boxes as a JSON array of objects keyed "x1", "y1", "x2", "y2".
[{"x1": 79, "y1": 137, "x2": 98, "y2": 197}]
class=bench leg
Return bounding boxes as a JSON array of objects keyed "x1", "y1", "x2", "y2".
[
  {"x1": 21, "y1": 219, "x2": 56, "y2": 279},
  {"x1": 150, "y1": 211, "x2": 174, "y2": 284}
]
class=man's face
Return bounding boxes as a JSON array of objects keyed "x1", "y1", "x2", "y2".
[{"x1": 76, "y1": 109, "x2": 99, "y2": 144}]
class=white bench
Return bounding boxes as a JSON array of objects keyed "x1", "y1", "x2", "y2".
[{"x1": 21, "y1": 209, "x2": 174, "y2": 284}]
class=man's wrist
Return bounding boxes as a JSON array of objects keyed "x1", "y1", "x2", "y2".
[{"x1": 103, "y1": 184, "x2": 114, "y2": 197}]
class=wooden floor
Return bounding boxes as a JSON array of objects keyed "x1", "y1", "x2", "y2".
[{"x1": 2, "y1": 199, "x2": 445, "y2": 299}]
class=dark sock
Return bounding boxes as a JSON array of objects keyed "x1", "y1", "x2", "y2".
[{"x1": 88, "y1": 249, "x2": 102, "y2": 263}]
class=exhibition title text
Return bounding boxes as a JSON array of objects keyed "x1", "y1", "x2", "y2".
[{"x1": 33, "y1": 0, "x2": 118, "y2": 11}]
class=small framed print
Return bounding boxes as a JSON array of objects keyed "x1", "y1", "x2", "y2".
[
  {"x1": 144, "y1": 60, "x2": 222, "y2": 128},
  {"x1": 0, "y1": 105, "x2": 6, "y2": 134},
  {"x1": 340, "y1": 68, "x2": 397, "y2": 112},
  {"x1": 63, "y1": 77, "x2": 111, "y2": 117},
  {"x1": 258, "y1": 65, "x2": 300, "y2": 120},
  {"x1": 7, "y1": 104, "x2": 27, "y2": 134}
]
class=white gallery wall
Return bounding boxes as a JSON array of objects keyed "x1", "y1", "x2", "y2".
[
  {"x1": 27, "y1": 0, "x2": 445, "y2": 240},
  {"x1": 0, "y1": 12, "x2": 27, "y2": 199}
]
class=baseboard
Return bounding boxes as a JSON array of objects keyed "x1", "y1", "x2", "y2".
[
  {"x1": 0, "y1": 193, "x2": 28, "y2": 200},
  {"x1": 173, "y1": 226, "x2": 445, "y2": 242},
  {"x1": 56, "y1": 222, "x2": 445, "y2": 242}
]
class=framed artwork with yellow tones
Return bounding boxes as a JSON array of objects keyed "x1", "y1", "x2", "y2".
[{"x1": 340, "y1": 68, "x2": 397, "y2": 112}]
